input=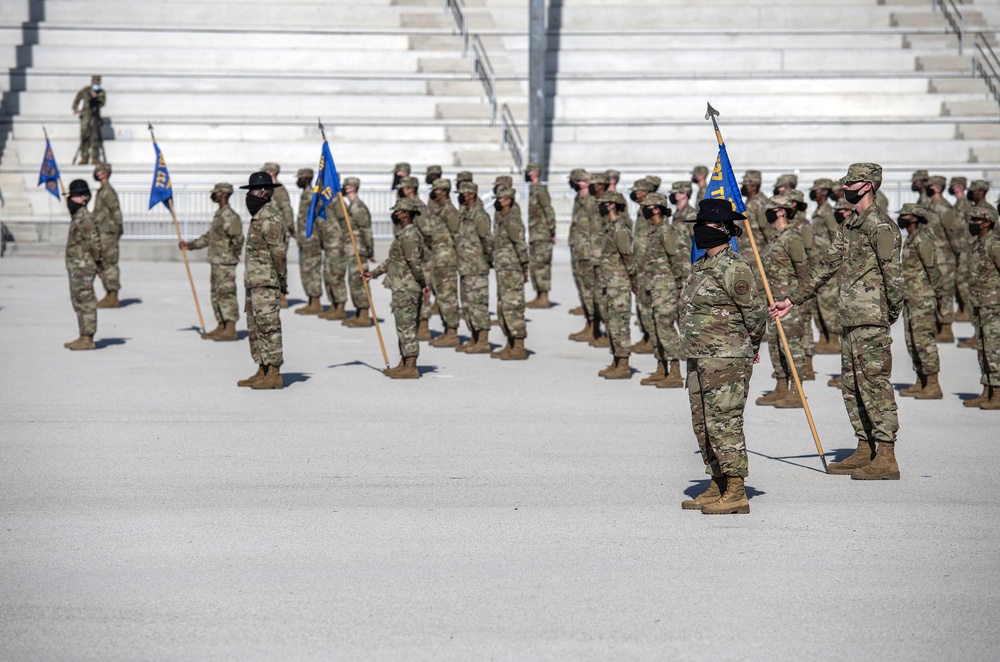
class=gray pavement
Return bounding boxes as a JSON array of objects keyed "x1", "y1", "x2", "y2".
[{"x1": 1, "y1": 247, "x2": 998, "y2": 661}]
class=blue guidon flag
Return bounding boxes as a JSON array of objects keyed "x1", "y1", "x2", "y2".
[
  {"x1": 149, "y1": 141, "x2": 173, "y2": 210},
  {"x1": 692, "y1": 143, "x2": 743, "y2": 262},
  {"x1": 305, "y1": 140, "x2": 342, "y2": 239},
  {"x1": 37, "y1": 137, "x2": 61, "y2": 200}
]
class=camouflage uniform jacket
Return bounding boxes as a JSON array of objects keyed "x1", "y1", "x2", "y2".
[
  {"x1": 672, "y1": 204, "x2": 697, "y2": 257},
  {"x1": 953, "y1": 196, "x2": 973, "y2": 223},
  {"x1": 588, "y1": 201, "x2": 605, "y2": 263},
  {"x1": 745, "y1": 193, "x2": 771, "y2": 245},
  {"x1": 65, "y1": 206, "x2": 102, "y2": 273},
  {"x1": 569, "y1": 193, "x2": 594, "y2": 260},
  {"x1": 72, "y1": 86, "x2": 105, "y2": 122},
  {"x1": 371, "y1": 223, "x2": 426, "y2": 294},
  {"x1": 244, "y1": 202, "x2": 287, "y2": 290},
  {"x1": 969, "y1": 234, "x2": 1000, "y2": 308},
  {"x1": 528, "y1": 183, "x2": 556, "y2": 242},
  {"x1": 188, "y1": 205, "x2": 243, "y2": 265},
  {"x1": 327, "y1": 197, "x2": 374, "y2": 258},
  {"x1": 297, "y1": 190, "x2": 319, "y2": 242},
  {"x1": 457, "y1": 204, "x2": 493, "y2": 276},
  {"x1": 901, "y1": 227, "x2": 943, "y2": 310},
  {"x1": 792, "y1": 217, "x2": 816, "y2": 265},
  {"x1": 492, "y1": 207, "x2": 529, "y2": 272},
  {"x1": 92, "y1": 182, "x2": 122, "y2": 240},
  {"x1": 680, "y1": 245, "x2": 766, "y2": 359},
  {"x1": 640, "y1": 220, "x2": 687, "y2": 299},
  {"x1": 633, "y1": 211, "x2": 651, "y2": 264},
  {"x1": 762, "y1": 224, "x2": 808, "y2": 302},
  {"x1": 430, "y1": 199, "x2": 461, "y2": 269},
  {"x1": 789, "y1": 204, "x2": 903, "y2": 328},
  {"x1": 414, "y1": 203, "x2": 440, "y2": 257},
  {"x1": 930, "y1": 197, "x2": 967, "y2": 260},
  {"x1": 811, "y1": 201, "x2": 838, "y2": 246},
  {"x1": 271, "y1": 184, "x2": 295, "y2": 240},
  {"x1": 599, "y1": 217, "x2": 637, "y2": 288}
]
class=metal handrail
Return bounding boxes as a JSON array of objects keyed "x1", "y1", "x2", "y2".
[
  {"x1": 444, "y1": 0, "x2": 468, "y2": 57},
  {"x1": 972, "y1": 32, "x2": 1000, "y2": 114},
  {"x1": 934, "y1": 0, "x2": 966, "y2": 54},
  {"x1": 500, "y1": 103, "x2": 525, "y2": 172},
  {"x1": 471, "y1": 34, "x2": 497, "y2": 126}
]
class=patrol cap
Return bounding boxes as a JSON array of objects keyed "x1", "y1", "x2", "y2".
[
  {"x1": 911, "y1": 169, "x2": 929, "y2": 182},
  {"x1": 393, "y1": 162, "x2": 411, "y2": 174},
  {"x1": 691, "y1": 165, "x2": 709, "y2": 177},
  {"x1": 93, "y1": 162, "x2": 112, "y2": 176},
  {"x1": 426, "y1": 164, "x2": 442, "y2": 177},
  {"x1": 811, "y1": 178, "x2": 834, "y2": 191},
  {"x1": 774, "y1": 174, "x2": 797, "y2": 191},
  {"x1": 897, "y1": 203, "x2": 930, "y2": 221},
  {"x1": 68, "y1": 179, "x2": 91, "y2": 198},
  {"x1": 496, "y1": 187, "x2": 515, "y2": 200},
  {"x1": 670, "y1": 180, "x2": 693, "y2": 195},
  {"x1": 928, "y1": 175, "x2": 947, "y2": 190},
  {"x1": 969, "y1": 202, "x2": 999, "y2": 224},
  {"x1": 598, "y1": 191, "x2": 627, "y2": 206},
  {"x1": 640, "y1": 192, "x2": 671, "y2": 215},
  {"x1": 493, "y1": 175, "x2": 513, "y2": 188},
  {"x1": 787, "y1": 189, "x2": 808, "y2": 211},
  {"x1": 240, "y1": 172, "x2": 281, "y2": 189},
  {"x1": 569, "y1": 168, "x2": 591, "y2": 183},
  {"x1": 832, "y1": 181, "x2": 844, "y2": 194},
  {"x1": 742, "y1": 170, "x2": 762, "y2": 186},
  {"x1": 342, "y1": 176, "x2": 360, "y2": 190},
  {"x1": 211, "y1": 182, "x2": 234, "y2": 195},
  {"x1": 766, "y1": 194, "x2": 796, "y2": 211},
  {"x1": 969, "y1": 179, "x2": 990, "y2": 193},
  {"x1": 391, "y1": 198, "x2": 422, "y2": 215},
  {"x1": 590, "y1": 171, "x2": 610, "y2": 186},
  {"x1": 691, "y1": 198, "x2": 746, "y2": 223},
  {"x1": 458, "y1": 181, "x2": 479, "y2": 195},
  {"x1": 296, "y1": 168, "x2": 313, "y2": 180},
  {"x1": 431, "y1": 177, "x2": 451, "y2": 191},
  {"x1": 834, "y1": 198, "x2": 854, "y2": 213},
  {"x1": 456, "y1": 171, "x2": 474, "y2": 184},
  {"x1": 260, "y1": 162, "x2": 280, "y2": 174},
  {"x1": 91, "y1": 75, "x2": 101, "y2": 84},
  {"x1": 840, "y1": 163, "x2": 882, "y2": 186},
  {"x1": 645, "y1": 175, "x2": 662, "y2": 191},
  {"x1": 396, "y1": 176, "x2": 419, "y2": 190},
  {"x1": 629, "y1": 178, "x2": 655, "y2": 193},
  {"x1": 606, "y1": 169, "x2": 620, "y2": 182},
  {"x1": 949, "y1": 176, "x2": 968, "y2": 189},
  {"x1": 525, "y1": 162, "x2": 542, "y2": 173}
]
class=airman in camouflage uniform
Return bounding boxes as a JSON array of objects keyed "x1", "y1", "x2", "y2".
[
  {"x1": 455, "y1": 181, "x2": 494, "y2": 354},
  {"x1": 525, "y1": 163, "x2": 556, "y2": 309},
  {"x1": 965, "y1": 204, "x2": 1000, "y2": 409},
  {"x1": 691, "y1": 165, "x2": 709, "y2": 202},
  {"x1": 680, "y1": 199, "x2": 766, "y2": 515},
  {"x1": 238, "y1": 172, "x2": 287, "y2": 390},
  {"x1": 595, "y1": 191, "x2": 637, "y2": 378},
  {"x1": 180, "y1": 182, "x2": 244, "y2": 342},
  {"x1": 629, "y1": 178, "x2": 657, "y2": 354},
  {"x1": 490, "y1": 187, "x2": 530, "y2": 360},
  {"x1": 809, "y1": 178, "x2": 841, "y2": 354},
  {"x1": 756, "y1": 195, "x2": 809, "y2": 409},
  {"x1": 92, "y1": 163, "x2": 122, "y2": 308},
  {"x1": 424, "y1": 165, "x2": 442, "y2": 191},
  {"x1": 928, "y1": 175, "x2": 966, "y2": 342},
  {"x1": 586, "y1": 172, "x2": 611, "y2": 347},
  {"x1": 392, "y1": 162, "x2": 411, "y2": 191},
  {"x1": 71, "y1": 76, "x2": 105, "y2": 165},
  {"x1": 785, "y1": 188, "x2": 818, "y2": 378},
  {"x1": 607, "y1": 169, "x2": 621, "y2": 192},
  {"x1": 493, "y1": 175, "x2": 522, "y2": 219},
  {"x1": 950, "y1": 176, "x2": 973, "y2": 322},
  {"x1": 739, "y1": 170, "x2": 770, "y2": 280},
  {"x1": 569, "y1": 169, "x2": 599, "y2": 339},
  {"x1": 293, "y1": 168, "x2": 324, "y2": 315},
  {"x1": 670, "y1": 180, "x2": 697, "y2": 256},
  {"x1": 638, "y1": 193, "x2": 686, "y2": 388},
  {"x1": 395, "y1": 176, "x2": 433, "y2": 338},
  {"x1": 318, "y1": 192, "x2": 349, "y2": 321},
  {"x1": 895, "y1": 204, "x2": 944, "y2": 400},
  {"x1": 911, "y1": 169, "x2": 930, "y2": 206},
  {"x1": 63, "y1": 179, "x2": 103, "y2": 350},
  {"x1": 364, "y1": 198, "x2": 430, "y2": 379},
  {"x1": 321, "y1": 178, "x2": 374, "y2": 324},
  {"x1": 959, "y1": 180, "x2": 993, "y2": 348},
  {"x1": 261, "y1": 163, "x2": 294, "y2": 308},
  {"x1": 771, "y1": 163, "x2": 903, "y2": 480},
  {"x1": 426, "y1": 178, "x2": 461, "y2": 344}
]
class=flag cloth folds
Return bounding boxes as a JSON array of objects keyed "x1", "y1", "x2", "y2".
[
  {"x1": 692, "y1": 143, "x2": 742, "y2": 262},
  {"x1": 148, "y1": 141, "x2": 173, "y2": 210},
  {"x1": 305, "y1": 140, "x2": 342, "y2": 239},
  {"x1": 37, "y1": 138, "x2": 61, "y2": 200}
]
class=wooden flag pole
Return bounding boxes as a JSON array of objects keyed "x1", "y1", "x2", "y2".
[
  {"x1": 706, "y1": 103, "x2": 827, "y2": 471},
  {"x1": 148, "y1": 122, "x2": 206, "y2": 333}
]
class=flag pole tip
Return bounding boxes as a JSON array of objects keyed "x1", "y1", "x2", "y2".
[{"x1": 705, "y1": 103, "x2": 720, "y2": 120}]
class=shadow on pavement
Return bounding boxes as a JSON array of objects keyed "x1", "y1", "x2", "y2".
[
  {"x1": 237, "y1": 330, "x2": 248, "y2": 341},
  {"x1": 328, "y1": 360, "x2": 385, "y2": 373},
  {"x1": 285, "y1": 297, "x2": 305, "y2": 308},
  {"x1": 417, "y1": 365, "x2": 438, "y2": 376},
  {"x1": 114, "y1": 298, "x2": 142, "y2": 308},
  {"x1": 957, "y1": 391, "x2": 983, "y2": 402},
  {"x1": 684, "y1": 479, "x2": 766, "y2": 500},
  {"x1": 95, "y1": 337, "x2": 127, "y2": 349},
  {"x1": 282, "y1": 372, "x2": 311, "y2": 386},
  {"x1": 747, "y1": 449, "x2": 828, "y2": 474}
]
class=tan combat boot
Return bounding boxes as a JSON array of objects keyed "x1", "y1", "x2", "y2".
[
  {"x1": 774, "y1": 381, "x2": 805, "y2": 409},
  {"x1": 568, "y1": 305, "x2": 584, "y2": 316},
  {"x1": 430, "y1": 302, "x2": 440, "y2": 316},
  {"x1": 914, "y1": 373, "x2": 942, "y2": 400},
  {"x1": 598, "y1": 358, "x2": 618, "y2": 378},
  {"x1": 501, "y1": 337, "x2": 527, "y2": 361},
  {"x1": 656, "y1": 361, "x2": 684, "y2": 389},
  {"x1": 295, "y1": 296, "x2": 322, "y2": 315},
  {"x1": 250, "y1": 365, "x2": 284, "y2": 390},
  {"x1": 826, "y1": 439, "x2": 875, "y2": 475},
  {"x1": 417, "y1": 319, "x2": 431, "y2": 341},
  {"x1": 430, "y1": 327, "x2": 459, "y2": 347},
  {"x1": 681, "y1": 476, "x2": 726, "y2": 510},
  {"x1": 237, "y1": 365, "x2": 264, "y2": 387},
  {"x1": 279, "y1": 293, "x2": 288, "y2": 309},
  {"x1": 980, "y1": 387, "x2": 1000, "y2": 410},
  {"x1": 851, "y1": 442, "x2": 899, "y2": 480},
  {"x1": 589, "y1": 333, "x2": 610, "y2": 349},
  {"x1": 64, "y1": 335, "x2": 96, "y2": 350},
  {"x1": 385, "y1": 356, "x2": 420, "y2": 379},
  {"x1": 466, "y1": 329, "x2": 492, "y2": 354},
  {"x1": 632, "y1": 336, "x2": 654, "y2": 354},
  {"x1": 957, "y1": 336, "x2": 978, "y2": 349},
  {"x1": 455, "y1": 331, "x2": 477, "y2": 353},
  {"x1": 955, "y1": 306, "x2": 971, "y2": 322},
  {"x1": 213, "y1": 320, "x2": 238, "y2": 341},
  {"x1": 342, "y1": 308, "x2": 371, "y2": 328},
  {"x1": 701, "y1": 476, "x2": 750, "y2": 514},
  {"x1": 604, "y1": 356, "x2": 632, "y2": 380},
  {"x1": 97, "y1": 291, "x2": 119, "y2": 308},
  {"x1": 491, "y1": 337, "x2": 513, "y2": 359},
  {"x1": 756, "y1": 379, "x2": 788, "y2": 406},
  {"x1": 964, "y1": 386, "x2": 990, "y2": 408},
  {"x1": 828, "y1": 375, "x2": 842, "y2": 388},
  {"x1": 568, "y1": 321, "x2": 592, "y2": 342},
  {"x1": 201, "y1": 323, "x2": 223, "y2": 340},
  {"x1": 640, "y1": 360, "x2": 667, "y2": 386},
  {"x1": 804, "y1": 355, "x2": 815, "y2": 380},
  {"x1": 900, "y1": 374, "x2": 925, "y2": 397},
  {"x1": 526, "y1": 291, "x2": 550, "y2": 309},
  {"x1": 935, "y1": 323, "x2": 954, "y2": 343},
  {"x1": 317, "y1": 303, "x2": 338, "y2": 320}
]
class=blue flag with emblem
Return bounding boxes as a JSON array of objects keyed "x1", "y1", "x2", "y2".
[
  {"x1": 37, "y1": 137, "x2": 61, "y2": 200},
  {"x1": 306, "y1": 140, "x2": 342, "y2": 239},
  {"x1": 148, "y1": 141, "x2": 173, "y2": 210},
  {"x1": 691, "y1": 143, "x2": 743, "y2": 262}
]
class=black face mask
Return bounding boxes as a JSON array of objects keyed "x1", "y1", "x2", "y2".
[
  {"x1": 642, "y1": 207, "x2": 655, "y2": 220},
  {"x1": 809, "y1": 191, "x2": 818, "y2": 201},
  {"x1": 392, "y1": 174, "x2": 403, "y2": 190},
  {"x1": 93, "y1": 174, "x2": 100, "y2": 182},
  {"x1": 599, "y1": 203, "x2": 612, "y2": 217},
  {"x1": 426, "y1": 175, "x2": 437, "y2": 185},
  {"x1": 911, "y1": 182, "x2": 921, "y2": 192},
  {"x1": 969, "y1": 222, "x2": 984, "y2": 236},
  {"x1": 246, "y1": 193, "x2": 269, "y2": 216},
  {"x1": 570, "y1": 181, "x2": 578, "y2": 190},
  {"x1": 589, "y1": 184, "x2": 597, "y2": 196},
  {"x1": 210, "y1": 193, "x2": 219, "y2": 203},
  {"x1": 524, "y1": 173, "x2": 532, "y2": 183},
  {"x1": 843, "y1": 185, "x2": 867, "y2": 205},
  {"x1": 494, "y1": 200, "x2": 502, "y2": 210},
  {"x1": 740, "y1": 185, "x2": 749, "y2": 198},
  {"x1": 297, "y1": 178, "x2": 311, "y2": 190},
  {"x1": 835, "y1": 213, "x2": 850, "y2": 225},
  {"x1": 694, "y1": 223, "x2": 730, "y2": 250},
  {"x1": 765, "y1": 210, "x2": 780, "y2": 224},
  {"x1": 691, "y1": 177, "x2": 698, "y2": 184},
  {"x1": 897, "y1": 218, "x2": 912, "y2": 230},
  {"x1": 68, "y1": 199, "x2": 85, "y2": 215}
]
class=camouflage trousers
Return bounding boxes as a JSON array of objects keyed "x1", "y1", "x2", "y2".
[
  {"x1": 767, "y1": 308, "x2": 806, "y2": 380},
  {"x1": 98, "y1": 236, "x2": 120, "y2": 292},
  {"x1": 68, "y1": 268, "x2": 97, "y2": 336},
  {"x1": 801, "y1": 304, "x2": 815, "y2": 357},
  {"x1": 571, "y1": 257, "x2": 595, "y2": 318},
  {"x1": 431, "y1": 263, "x2": 459, "y2": 329},
  {"x1": 210, "y1": 264, "x2": 239, "y2": 324},
  {"x1": 246, "y1": 286, "x2": 283, "y2": 368},
  {"x1": 323, "y1": 252, "x2": 350, "y2": 305},
  {"x1": 496, "y1": 269, "x2": 527, "y2": 339},
  {"x1": 420, "y1": 261, "x2": 436, "y2": 322},
  {"x1": 391, "y1": 288, "x2": 422, "y2": 359},
  {"x1": 937, "y1": 257, "x2": 957, "y2": 326},
  {"x1": 649, "y1": 287, "x2": 680, "y2": 363},
  {"x1": 956, "y1": 250, "x2": 970, "y2": 314},
  {"x1": 974, "y1": 305, "x2": 1000, "y2": 387},
  {"x1": 347, "y1": 255, "x2": 369, "y2": 310},
  {"x1": 78, "y1": 118, "x2": 102, "y2": 164},
  {"x1": 460, "y1": 274, "x2": 490, "y2": 333},
  {"x1": 903, "y1": 301, "x2": 939, "y2": 376},
  {"x1": 841, "y1": 325, "x2": 897, "y2": 444},
  {"x1": 636, "y1": 296, "x2": 654, "y2": 339},
  {"x1": 813, "y1": 283, "x2": 840, "y2": 340},
  {"x1": 687, "y1": 356, "x2": 753, "y2": 478},
  {"x1": 529, "y1": 240, "x2": 553, "y2": 293},
  {"x1": 298, "y1": 239, "x2": 323, "y2": 299},
  {"x1": 592, "y1": 265, "x2": 607, "y2": 328},
  {"x1": 603, "y1": 282, "x2": 632, "y2": 358}
]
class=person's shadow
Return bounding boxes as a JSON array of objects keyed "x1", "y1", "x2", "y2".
[
  {"x1": 683, "y1": 479, "x2": 766, "y2": 500},
  {"x1": 328, "y1": 360, "x2": 386, "y2": 373},
  {"x1": 417, "y1": 364, "x2": 439, "y2": 376},
  {"x1": 95, "y1": 337, "x2": 127, "y2": 349},
  {"x1": 117, "y1": 298, "x2": 142, "y2": 308}
]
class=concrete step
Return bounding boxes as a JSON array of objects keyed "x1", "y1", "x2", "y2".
[
  {"x1": 943, "y1": 100, "x2": 1000, "y2": 117},
  {"x1": 929, "y1": 77, "x2": 990, "y2": 93},
  {"x1": 917, "y1": 55, "x2": 973, "y2": 73},
  {"x1": 970, "y1": 147, "x2": 1000, "y2": 164},
  {"x1": 550, "y1": 6, "x2": 896, "y2": 30},
  {"x1": 957, "y1": 124, "x2": 1000, "y2": 140},
  {"x1": 551, "y1": 77, "x2": 934, "y2": 95},
  {"x1": 547, "y1": 121, "x2": 963, "y2": 143},
  {"x1": 29, "y1": 29, "x2": 414, "y2": 51},
  {"x1": 436, "y1": 102, "x2": 526, "y2": 120}
]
